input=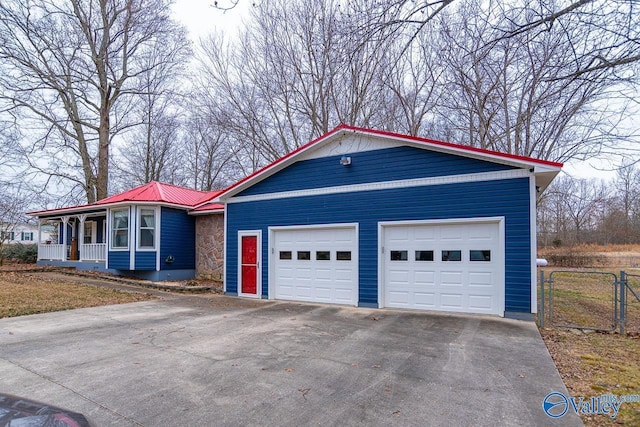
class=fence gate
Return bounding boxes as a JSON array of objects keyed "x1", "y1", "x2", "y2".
[
  {"x1": 622, "y1": 272, "x2": 640, "y2": 334},
  {"x1": 540, "y1": 271, "x2": 619, "y2": 331}
]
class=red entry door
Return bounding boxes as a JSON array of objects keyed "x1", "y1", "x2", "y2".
[{"x1": 241, "y1": 235, "x2": 258, "y2": 295}]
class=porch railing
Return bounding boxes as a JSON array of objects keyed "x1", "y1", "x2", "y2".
[
  {"x1": 80, "y1": 243, "x2": 106, "y2": 261},
  {"x1": 38, "y1": 244, "x2": 65, "y2": 260}
]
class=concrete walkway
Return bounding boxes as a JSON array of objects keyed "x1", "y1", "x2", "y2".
[{"x1": 0, "y1": 296, "x2": 582, "y2": 426}]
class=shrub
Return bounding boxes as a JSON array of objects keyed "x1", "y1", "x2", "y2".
[
  {"x1": 1, "y1": 243, "x2": 38, "y2": 264},
  {"x1": 545, "y1": 252, "x2": 607, "y2": 268}
]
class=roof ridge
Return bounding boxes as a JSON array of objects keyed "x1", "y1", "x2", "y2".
[
  {"x1": 153, "y1": 181, "x2": 166, "y2": 201},
  {"x1": 157, "y1": 181, "x2": 215, "y2": 195}
]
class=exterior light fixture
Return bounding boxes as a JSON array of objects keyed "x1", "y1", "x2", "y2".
[{"x1": 340, "y1": 155, "x2": 351, "y2": 166}]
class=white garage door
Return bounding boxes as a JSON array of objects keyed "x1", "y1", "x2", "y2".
[
  {"x1": 273, "y1": 226, "x2": 358, "y2": 305},
  {"x1": 383, "y1": 220, "x2": 503, "y2": 315}
]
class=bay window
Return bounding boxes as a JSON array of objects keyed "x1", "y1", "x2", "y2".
[
  {"x1": 138, "y1": 208, "x2": 156, "y2": 249},
  {"x1": 111, "y1": 209, "x2": 129, "y2": 249}
]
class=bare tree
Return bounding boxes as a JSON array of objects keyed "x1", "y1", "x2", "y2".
[
  {"x1": 181, "y1": 112, "x2": 239, "y2": 191},
  {"x1": 357, "y1": 0, "x2": 640, "y2": 76},
  {"x1": 0, "y1": 121, "x2": 22, "y2": 186},
  {"x1": 377, "y1": 26, "x2": 446, "y2": 137},
  {"x1": 609, "y1": 160, "x2": 640, "y2": 243},
  {"x1": 196, "y1": 0, "x2": 397, "y2": 169},
  {"x1": 0, "y1": 0, "x2": 190, "y2": 203},
  {"x1": 549, "y1": 176, "x2": 607, "y2": 244},
  {"x1": 433, "y1": 0, "x2": 636, "y2": 162}
]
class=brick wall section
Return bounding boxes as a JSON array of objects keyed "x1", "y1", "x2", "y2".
[{"x1": 195, "y1": 214, "x2": 224, "y2": 280}]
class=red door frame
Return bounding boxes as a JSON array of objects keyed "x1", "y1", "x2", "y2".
[{"x1": 238, "y1": 230, "x2": 261, "y2": 297}]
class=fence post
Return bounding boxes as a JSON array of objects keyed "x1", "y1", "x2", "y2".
[
  {"x1": 539, "y1": 270, "x2": 545, "y2": 328},
  {"x1": 620, "y1": 270, "x2": 626, "y2": 335}
]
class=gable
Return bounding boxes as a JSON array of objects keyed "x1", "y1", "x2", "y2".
[
  {"x1": 215, "y1": 125, "x2": 562, "y2": 202},
  {"x1": 236, "y1": 145, "x2": 517, "y2": 197}
]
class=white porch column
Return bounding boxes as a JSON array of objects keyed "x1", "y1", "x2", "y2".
[
  {"x1": 61, "y1": 217, "x2": 69, "y2": 261},
  {"x1": 37, "y1": 219, "x2": 42, "y2": 260},
  {"x1": 78, "y1": 214, "x2": 87, "y2": 261}
]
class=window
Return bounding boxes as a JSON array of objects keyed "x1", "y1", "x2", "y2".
[
  {"x1": 470, "y1": 250, "x2": 491, "y2": 261},
  {"x1": 415, "y1": 250, "x2": 434, "y2": 261},
  {"x1": 21, "y1": 232, "x2": 34, "y2": 241},
  {"x1": 84, "y1": 222, "x2": 93, "y2": 244},
  {"x1": 279, "y1": 251, "x2": 292, "y2": 260},
  {"x1": 1, "y1": 231, "x2": 15, "y2": 241},
  {"x1": 336, "y1": 251, "x2": 351, "y2": 261},
  {"x1": 111, "y1": 209, "x2": 129, "y2": 249},
  {"x1": 297, "y1": 251, "x2": 311, "y2": 260},
  {"x1": 390, "y1": 250, "x2": 408, "y2": 261},
  {"x1": 138, "y1": 209, "x2": 155, "y2": 249},
  {"x1": 442, "y1": 250, "x2": 462, "y2": 261},
  {"x1": 316, "y1": 251, "x2": 331, "y2": 260}
]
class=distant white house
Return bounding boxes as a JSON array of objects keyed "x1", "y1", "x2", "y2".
[{"x1": 1, "y1": 223, "x2": 55, "y2": 245}]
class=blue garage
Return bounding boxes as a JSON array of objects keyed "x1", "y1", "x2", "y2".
[{"x1": 217, "y1": 125, "x2": 562, "y2": 318}]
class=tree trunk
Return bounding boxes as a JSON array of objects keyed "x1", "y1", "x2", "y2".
[{"x1": 97, "y1": 109, "x2": 110, "y2": 202}]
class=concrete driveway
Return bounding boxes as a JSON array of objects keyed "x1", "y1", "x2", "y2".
[{"x1": 0, "y1": 294, "x2": 581, "y2": 426}]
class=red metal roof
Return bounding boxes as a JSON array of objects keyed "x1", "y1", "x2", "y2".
[
  {"x1": 95, "y1": 181, "x2": 218, "y2": 207},
  {"x1": 28, "y1": 182, "x2": 223, "y2": 216},
  {"x1": 189, "y1": 202, "x2": 225, "y2": 214}
]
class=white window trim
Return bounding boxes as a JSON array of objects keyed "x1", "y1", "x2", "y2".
[
  {"x1": 137, "y1": 207, "x2": 158, "y2": 251},
  {"x1": 110, "y1": 208, "x2": 130, "y2": 251}
]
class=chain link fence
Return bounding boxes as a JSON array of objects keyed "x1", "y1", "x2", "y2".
[{"x1": 539, "y1": 269, "x2": 640, "y2": 335}]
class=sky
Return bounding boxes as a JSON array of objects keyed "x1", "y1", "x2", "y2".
[
  {"x1": 170, "y1": 1, "x2": 628, "y2": 183},
  {"x1": 171, "y1": 0, "x2": 251, "y2": 41}
]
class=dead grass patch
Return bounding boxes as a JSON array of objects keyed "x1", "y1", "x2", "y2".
[
  {"x1": 541, "y1": 328, "x2": 640, "y2": 426},
  {"x1": 540, "y1": 244, "x2": 640, "y2": 254},
  {"x1": 0, "y1": 271, "x2": 154, "y2": 318}
]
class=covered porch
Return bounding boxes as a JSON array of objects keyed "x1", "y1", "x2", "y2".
[{"x1": 37, "y1": 211, "x2": 107, "y2": 264}]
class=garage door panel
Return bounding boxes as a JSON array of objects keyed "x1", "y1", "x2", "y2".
[
  {"x1": 468, "y1": 271, "x2": 493, "y2": 286},
  {"x1": 413, "y1": 292, "x2": 437, "y2": 306},
  {"x1": 414, "y1": 271, "x2": 435, "y2": 284},
  {"x1": 388, "y1": 290, "x2": 410, "y2": 305},
  {"x1": 440, "y1": 293, "x2": 463, "y2": 308},
  {"x1": 334, "y1": 288, "x2": 354, "y2": 302},
  {"x1": 468, "y1": 295, "x2": 494, "y2": 311},
  {"x1": 388, "y1": 228, "x2": 410, "y2": 243},
  {"x1": 274, "y1": 227, "x2": 357, "y2": 305},
  {"x1": 384, "y1": 221, "x2": 503, "y2": 315},
  {"x1": 440, "y1": 271, "x2": 464, "y2": 285},
  {"x1": 388, "y1": 269, "x2": 409, "y2": 284},
  {"x1": 440, "y1": 227, "x2": 464, "y2": 241}
]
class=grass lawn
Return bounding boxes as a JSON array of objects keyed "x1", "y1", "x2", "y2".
[
  {"x1": 540, "y1": 328, "x2": 640, "y2": 426},
  {"x1": 0, "y1": 271, "x2": 154, "y2": 318},
  {"x1": 539, "y1": 268, "x2": 640, "y2": 426}
]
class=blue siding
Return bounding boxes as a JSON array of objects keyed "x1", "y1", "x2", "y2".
[
  {"x1": 160, "y1": 207, "x2": 195, "y2": 270},
  {"x1": 108, "y1": 251, "x2": 129, "y2": 269},
  {"x1": 95, "y1": 217, "x2": 105, "y2": 243},
  {"x1": 135, "y1": 252, "x2": 156, "y2": 270},
  {"x1": 238, "y1": 146, "x2": 515, "y2": 196},
  {"x1": 58, "y1": 223, "x2": 77, "y2": 244},
  {"x1": 227, "y1": 177, "x2": 532, "y2": 313}
]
